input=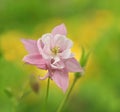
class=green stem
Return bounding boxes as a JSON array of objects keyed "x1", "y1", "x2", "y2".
[
  {"x1": 45, "y1": 77, "x2": 50, "y2": 104},
  {"x1": 56, "y1": 77, "x2": 78, "y2": 112}
]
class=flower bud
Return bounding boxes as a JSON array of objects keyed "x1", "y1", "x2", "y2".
[
  {"x1": 75, "y1": 47, "x2": 90, "y2": 78},
  {"x1": 80, "y1": 47, "x2": 90, "y2": 68},
  {"x1": 29, "y1": 74, "x2": 40, "y2": 93}
]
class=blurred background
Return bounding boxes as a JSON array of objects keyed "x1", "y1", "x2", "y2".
[{"x1": 0, "y1": 0, "x2": 120, "y2": 112}]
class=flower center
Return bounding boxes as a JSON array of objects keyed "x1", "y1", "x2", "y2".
[{"x1": 51, "y1": 46, "x2": 60, "y2": 55}]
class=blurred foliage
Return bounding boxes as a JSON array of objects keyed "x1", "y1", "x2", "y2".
[{"x1": 0, "y1": 0, "x2": 120, "y2": 112}]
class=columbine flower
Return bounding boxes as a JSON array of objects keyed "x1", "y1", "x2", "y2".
[{"x1": 21, "y1": 24, "x2": 83, "y2": 92}]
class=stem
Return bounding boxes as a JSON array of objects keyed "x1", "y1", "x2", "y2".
[
  {"x1": 45, "y1": 77, "x2": 50, "y2": 104},
  {"x1": 56, "y1": 77, "x2": 78, "y2": 112}
]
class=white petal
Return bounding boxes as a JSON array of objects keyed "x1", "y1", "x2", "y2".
[{"x1": 60, "y1": 49, "x2": 73, "y2": 59}]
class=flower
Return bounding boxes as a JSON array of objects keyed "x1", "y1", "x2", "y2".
[{"x1": 21, "y1": 24, "x2": 83, "y2": 92}]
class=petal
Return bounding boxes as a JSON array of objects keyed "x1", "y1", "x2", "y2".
[
  {"x1": 51, "y1": 69, "x2": 69, "y2": 92},
  {"x1": 42, "y1": 45, "x2": 52, "y2": 59},
  {"x1": 36, "y1": 64, "x2": 47, "y2": 70},
  {"x1": 41, "y1": 33, "x2": 52, "y2": 48},
  {"x1": 54, "y1": 34, "x2": 73, "y2": 50},
  {"x1": 51, "y1": 24, "x2": 67, "y2": 36},
  {"x1": 21, "y1": 39, "x2": 39, "y2": 54},
  {"x1": 53, "y1": 56, "x2": 60, "y2": 63},
  {"x1": 39, "y1": 72, "x2": 49, "y2": 80},
  {"x1": 60, "y1": 49, "x2": 73, "y2": 59},
  {"x1": 51, "y1": 59, "x2": 65, "y2": 69},
  {"x1": 64, "y1": 39, "x2": 73, "y2": 49},
  {"x1": 23, "y1": 53, "x2": 47, "y2": 69},
  {"x1": 65, "y1": 58, "x2": 83, "y2": 72},
  {"x1": 37, "y1": 34, "x2": 52, "y2": 59}
]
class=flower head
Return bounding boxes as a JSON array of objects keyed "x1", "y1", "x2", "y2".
[{"x1": 21, "y1": 24, "x2": 83, "y2": 92}]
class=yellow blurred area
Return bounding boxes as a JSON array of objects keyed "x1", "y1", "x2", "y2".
[
  {"x1": 1, "y1": 31, "x2": 27, "y2": 61},
  {"x1": 77, "y1": 10, "x2": 113, "y2": 47}
]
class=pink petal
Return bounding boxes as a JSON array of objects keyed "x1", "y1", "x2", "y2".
[
  {"x1": 36, "y1": 64, "x2": 47, "y2": 70},
  {"x1": 39, "y1": 72, "x2": 49, "y2": 80},
  {"x1": 21, "y1": 39, "x2": 39, "y2": 54},
  {"x1": 51, "y1": 69, "x2": 69, "y2": 92},
  {"x1": 65, "y1": 58, "x2": 83, "y2": 72},
  {"x1": 23, "y1": 53, "x2": 47, "y2": 69},
  {"x1": 51, "y1": 60, "x2": 65, "y2": 70},
  {"x1": 51, "y1": 24, "x2": 67, "y2": 36}
]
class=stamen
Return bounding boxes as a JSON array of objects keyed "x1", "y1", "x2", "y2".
[{"x1": 51, "y1": 47, "x2": 60, "y2": 55}]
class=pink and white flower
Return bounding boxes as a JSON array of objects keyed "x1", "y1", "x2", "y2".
[{"x1": 21, "y1": 24, "x2": 83, "y2": 92}]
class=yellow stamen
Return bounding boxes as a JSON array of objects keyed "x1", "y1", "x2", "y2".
[{"x1": 51, "y1": 47, "x2": 60, "y2": 55}]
